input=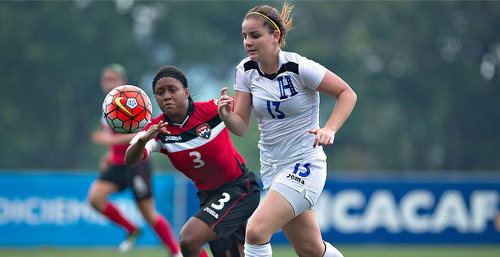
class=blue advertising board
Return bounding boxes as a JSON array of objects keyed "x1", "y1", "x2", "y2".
[
  {"x1": 1, "y1": 171, "x2": 499, "y2": 246},
  {"x1": 183, "y1": 172, "x2": 500, "y2": 244},
  {"x1": 0, "y1": 171, "x2": 182, "y2": 246},
  {"x1": 270, "y1": 173, "x2": 500, "y2": 244}
]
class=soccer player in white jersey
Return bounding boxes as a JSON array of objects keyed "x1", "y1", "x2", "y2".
[{"x1": 218, "y1": 3, "x2": 357, "y2": 257}]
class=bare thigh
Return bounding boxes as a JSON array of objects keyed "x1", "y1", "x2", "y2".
[
  {"x1": 282, "y1": 209, "x2": 324, "y2": 257},
  {"x1": 245, "y1": 189, "x2": 295, "y2": 244},
  {"x1": 87, "y1": 180, "x2": 119, "y2": 211}
]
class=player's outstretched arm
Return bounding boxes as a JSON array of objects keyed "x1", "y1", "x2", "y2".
[
  {"x1": 125, "y1": 120, "x2": 170, "y2": 166},
  {"x1": 218, "y1": 87, "x2": 252, "y2": 137},
  {"x1": 92, "y1": 128, "x2": 137, "y2": 146}
]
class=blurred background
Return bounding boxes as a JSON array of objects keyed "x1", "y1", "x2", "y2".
[{"x1": 0, "y1": 0, "x2": 499, "y2": 256}]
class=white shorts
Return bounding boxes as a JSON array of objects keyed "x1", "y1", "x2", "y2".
[{"x1": 260, "y1": 152, "x2": 327, "y2": 216}]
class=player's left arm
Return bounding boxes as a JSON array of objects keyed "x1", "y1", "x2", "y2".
[
  {"x1": 109, "y1": 133, "x2": 137, "y2": 145},
  {"x1": 92, "y1": 129, "x2": 136, "y2": 145},
  {"x1": 309, "y1": 70, "x2": 357, "y2": 148}
]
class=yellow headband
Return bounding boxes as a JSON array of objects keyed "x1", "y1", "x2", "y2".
[{"x1": 248, "y1": 12, "x2": 280, "y2": 35}]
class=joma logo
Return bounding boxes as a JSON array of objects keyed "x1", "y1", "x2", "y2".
[{"x1": 286, "y1": 174, "x2": 305, "y2": 185}]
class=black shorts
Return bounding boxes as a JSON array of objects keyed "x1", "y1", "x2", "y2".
[
  {"x1": 194, "y1": 166, "x2": 261, "y2": 240},
  {"x1": 98, "y1": 161, "x2": 153, "y2": 201}
]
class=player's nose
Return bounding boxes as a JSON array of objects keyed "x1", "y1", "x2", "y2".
[
  {"x1": 244, "y1": 38, "x2": 252, "y2": 46},
  {"x1": 163, "y1": 92, "x2": 173, "y2": 100}
]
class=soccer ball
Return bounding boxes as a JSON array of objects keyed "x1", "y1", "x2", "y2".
[{"x1": 102, "y1": 85, "x2": 153, "y2": 134}]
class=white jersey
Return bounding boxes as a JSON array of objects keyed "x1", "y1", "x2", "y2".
[{"x1": 234, "y1": 50, "x2": 327, "y2": 164}]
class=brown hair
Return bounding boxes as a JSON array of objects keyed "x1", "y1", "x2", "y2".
[{"x1": 244, "y1": 3, "x2": 293, "y2": 47}]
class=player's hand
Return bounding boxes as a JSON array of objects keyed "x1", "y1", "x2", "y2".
[
  {"x1": 140, "y1": 120, "x2": 170, "y2": 142},
  {"x1": 308, "y1": 127, "x2": 336, "y2": 148},
  {"x1": 218, "y1": 87, "x2": 234, "y2": 118}
]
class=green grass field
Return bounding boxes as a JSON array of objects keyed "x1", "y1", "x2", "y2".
[{"x1": 0, "y1": 245, "x2": 499, "y2": 257}]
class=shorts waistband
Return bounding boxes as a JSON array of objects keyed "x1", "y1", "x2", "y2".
[
  {"x1": 260, "y1": 151, "x2": 326, "y2": 168},
  {"x1": 260, "y1": 158, "x2": 297, "y2": 168}
]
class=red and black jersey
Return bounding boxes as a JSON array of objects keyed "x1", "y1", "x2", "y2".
[
  {"x1": 100, "y1": 118, "x2": 129, "y2": 165},
  {"x1": 140, "y1": 99, "x2": 246, "y2": 190}
]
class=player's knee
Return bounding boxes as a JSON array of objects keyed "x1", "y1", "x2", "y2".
[
  {"x1": 179, "y1": 233, "x2": 202, "y2": 255},
  {"x1": 245, "y1": 223, "x2": 268, "y2": 245},
  {"x1": 87, "y1": 194, "x2": 104, "y2": 211}
]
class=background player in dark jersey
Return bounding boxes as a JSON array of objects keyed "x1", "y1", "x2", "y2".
[
  {"x1": 125, "y1": 65, "x2": 260, "y2": 257},
  {"x1": 87, "y1": 63, "x2": 181, "y2": 257}
]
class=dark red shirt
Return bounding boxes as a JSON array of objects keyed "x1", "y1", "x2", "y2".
[
  {"x1": 101, "y1": 118, "x2": 129, "y2": 165},
  {"x1": 142, "y1": 99, "x2": 246, "y2": 190}
]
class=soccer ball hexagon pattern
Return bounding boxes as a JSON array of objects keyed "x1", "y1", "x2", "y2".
[{"x1": 102, "y1": 85, "x2": 153, "y2": 134}]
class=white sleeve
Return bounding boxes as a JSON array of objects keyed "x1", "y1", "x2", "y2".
[
  {"x1": 233, "y1": 65, "x2": 250, "y2": 93},
  {"x1": 144, "y1": 138, "x2": 161, "y2": 155},
  {"x1": 299, "y1": 56, "x2": 327, "y2": 90},
  {"x1": 130, "y1": 131, "x2": 146, "y2": 145}
]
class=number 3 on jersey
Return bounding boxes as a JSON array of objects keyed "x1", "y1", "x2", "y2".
[
  {"x1": 189, "y1": 151, "x2": 205, "y2": 168},
  {"x1": 267, "y1": 100, "x2": 285, "y2": 119},
  {"x1": 211, "y1": 192, "x2": 230, "y2": 210}
]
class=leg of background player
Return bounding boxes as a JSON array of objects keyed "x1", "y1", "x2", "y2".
[
  {"x1": 88, "y1": 180, "x2": 137, "y2": 235},
  {"x1": 137, "y1": 197, "x2": 181, "y2": 256}
]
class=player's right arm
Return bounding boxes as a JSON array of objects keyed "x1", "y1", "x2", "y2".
[
  {"x1": 218, "y1": 88, "x2": 252, "y2": 137},
  {"x1": 125, "y1": 120, "x2": 170, "y2": 166}
]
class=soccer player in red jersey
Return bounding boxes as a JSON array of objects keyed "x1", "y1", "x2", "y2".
[
  {"x1": 125, "y1": 65, "x2": 261, "y2": 257},
  {"x1": 87, "y1": 64, "x2": 181, "y2": 256}
]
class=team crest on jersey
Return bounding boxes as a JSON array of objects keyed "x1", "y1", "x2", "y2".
[{"x1": 196, "y1": 123, "x2": 211, "y2": 139}]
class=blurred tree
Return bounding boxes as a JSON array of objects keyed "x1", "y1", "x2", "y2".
[
  {"x1": 0, "y1": 1, "x2": 150, "y2": 169},
  {"x1": 0, "y1": 1, "x2": 498, "y2": 172}
]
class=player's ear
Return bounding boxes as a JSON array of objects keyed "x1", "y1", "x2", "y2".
[
  {"x1": 273, "y1": 30, "x2": 280, "y2": 43},
  {"x1": 184, "y1": 88, "x2": 190, "y2": 99}
]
